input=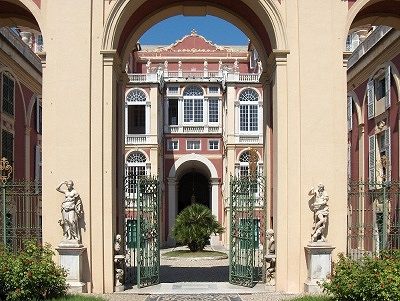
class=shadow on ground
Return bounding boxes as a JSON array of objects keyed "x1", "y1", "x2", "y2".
[{"x1": 160, "y1": 265, "x2": 229, "y2": 282}]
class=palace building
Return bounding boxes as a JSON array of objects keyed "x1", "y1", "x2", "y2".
[{"x1": 124, "y1": 31, "x2": 265, "y2": 246}]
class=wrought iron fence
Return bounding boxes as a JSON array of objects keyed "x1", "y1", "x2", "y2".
[
  {"x1": 0, "y1": 157, "x2": 42, "y2": 253},
  {"x1": 347, "y1": 180, "x2": 400, "y2": 260}
]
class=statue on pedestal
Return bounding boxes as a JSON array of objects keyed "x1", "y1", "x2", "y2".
[
  {"x1": 309, "y1": 183, "x2": 329, "y2": 242},
  {"x1": 57, "y1": 180, "x2": 83, "y2": 243}
]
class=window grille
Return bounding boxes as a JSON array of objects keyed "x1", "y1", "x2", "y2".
[
  {"x1": 183, "y1": 86, "x2": 203, "y2": 96},
  {"x1": 126, "y1": 89, "x2": 146, "y2": 103},
  {"x1": 1, "y1": 130, "x2": 13, "y2": 162}
]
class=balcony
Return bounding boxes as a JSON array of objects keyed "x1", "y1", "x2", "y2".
[
  {"x1": 125, "y1": 134, "x2": 157, "y2": 145},
  {"x1": 348, "y1": 26, "x2": 392, "y2": 69},
  {"x1": 165, "y1": 125, "x2": 221, "y2": 134},
  {"x1": 0, "y1": 27, "x2": 42, "y2": 71},
  {"x1": 127, "y1": 71, "x2": 260, "y2": 84},
  {"x1": 128, "y1": 73, "x2": 159, "y2": 83}
]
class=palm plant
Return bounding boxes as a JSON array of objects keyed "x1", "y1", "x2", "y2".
[{"x1": 173, "y1": 203, "x2": 224, "y2": 252}]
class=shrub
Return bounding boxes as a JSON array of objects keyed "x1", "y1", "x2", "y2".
[
  {"x1": 0, "y1": 241, "x2": 68, "y2": 301},
  {"x1": 322, "y1": 251, "x2": 400, "y2": 301},
  {"x1": 173, "y1": 203, "x2": 224, "y2": 252}
]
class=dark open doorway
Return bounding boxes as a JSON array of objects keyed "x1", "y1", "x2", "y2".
[{"x1": 178, "y1": 171, "x2": 210, "y2": 213}]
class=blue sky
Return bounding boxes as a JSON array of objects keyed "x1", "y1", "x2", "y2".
[{"x1": 140, "y1": 15, "x2": 248, "y2": 46}]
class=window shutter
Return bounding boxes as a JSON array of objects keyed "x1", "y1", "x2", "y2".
[
  {"x1": 369, "y1": 135, "x2": 376, "y2": 185},
  {"x1": 384, "y1": 127, "x2": 391, "y2": 181},
  {"x1": 347, "y1": 96, "x2": 353, "y2": 131},
  {"x1": 385, "y1": 65, "x2": 391, "y2": 109},
  {"x1": 367, "y1": 79, "x2": 375, "y2": 119}
]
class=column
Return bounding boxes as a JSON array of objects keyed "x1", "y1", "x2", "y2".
[
  {"x1": 270, "y1": 50, "x2": 291, "y2": 292},
  {"x1": 210, "y1": 177, "x2": 220, "y2": 246},
  {"x1": 167, "y1": 177, "x2": 177, "y2": 245}
]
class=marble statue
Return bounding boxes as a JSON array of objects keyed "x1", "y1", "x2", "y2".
[
  {"x1": 146, "y1": 59, "x2": 151, "y2": 73},
  {"x1": 265, "y1": 229, "x2": 276, "y2": 284},
  {"x1": 204, "y1": 59, "x2": 208, "y2": 70},
  {"x1": 309, "y1": 183, "x2": 329, "y2": 242},
  {"x1": 178, "y1": 60, "x2": 182, "y2": 70},
  {"x1": 164, "y1": 60, "x2": 168, "y2": 70},
  {"x1": 57, "y1": 180, "x2": 82, "y2": 242},
  {"x1": 114, "y1": 234, "x2": 125, "y2": 290},
  {"x1": 233, "y1": 59, "x2": 239, "y2": 72},
  {"x1": 218, "y1": 59, "x2": 223, "y2": 71}
]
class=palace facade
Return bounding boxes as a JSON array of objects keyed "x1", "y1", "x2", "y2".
[{"x1": 124, "y1": 31, "x2": 265, "y2": 246}]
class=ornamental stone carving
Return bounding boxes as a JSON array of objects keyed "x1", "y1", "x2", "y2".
[
  {"x1": 56, "y1": 180, "x2": 83, "y2": 244},
  {"x1": 309, "y1": 183, "x2": 329, "y2": 242},
  {"x1": 265, "y1": 229, "x2": 276, "y2": 284},
  {"x1": 114, "y1": 234, "x2": 125, "y2": 291}
]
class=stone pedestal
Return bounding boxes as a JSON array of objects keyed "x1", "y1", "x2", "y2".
[
  {"x1": 56, "y1": 243, "x2": 86, "y2": 293},
  {"x1": 304, "y1": 243, "x2": 335, "y2": 293}
]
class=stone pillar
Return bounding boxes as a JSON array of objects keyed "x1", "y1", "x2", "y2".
[
  {"x1": 210, "y1": 177, "x2": 220, "y2": 246},
  {"x1": 167, "y1": 177, "x2": 177, "y2": 245},
  {"x1": 270, "y1": 50, "x2": 290, "y2": 292}
]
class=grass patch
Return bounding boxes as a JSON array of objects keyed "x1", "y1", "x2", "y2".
[
  {"x1": 49, "y1": 295, "x2": 107, "y2": 301},
  {"x1": 163, "y1": 250, "x2": 228, "y2": 258},
  {"x1": 289, "y1": 296, "x2": 332, "y2": 301}
]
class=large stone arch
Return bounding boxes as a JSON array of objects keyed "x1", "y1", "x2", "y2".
[
  {"x1": 102, "y1": 0, "x2": 288, "y2": 65},
  {"x1": 345, "y1": 0, "x2": 400, "y2": 48},
  {"x1": 168, "y1": 153, "x2": 218, "y2": 179},
  {"x1": 0, "y1": 0, "x2": 44, "y2": 35}
]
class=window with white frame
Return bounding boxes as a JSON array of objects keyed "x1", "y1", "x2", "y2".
[
  {"x1": 167, "y1": 140, "x2": 179, "y2": 150},
  {"x1": 367, "y1": 66, "x2": 391, "y2": 119},
  {"x1": 2, "y1": 73, "x2": 14, "y2": 116},
  {"x1": 187, "y1": 140, "x2": 200, "y2": 150},
  {"x1": 125, "y1": 151, "x2": 148, "y2": 197},
  {"x1": 369, "y1": 127, "x2": 391, "y2": 184},
  {"x1": 208, "y1": 99, "x2": 219, "y2": 123},
  {"x1": 183, "y1": 86, "x2": 204, "y2": 123},
  {"x1": 168, "y1": 86, "x2": 179, "y2": 95},
  {"x1": 126, "y1": 89, "x2": 147, "y2": 134},
  {"x1": 208, "y1": 140, "x2": 219, "y2": 150},
  {"x1": 208, "y1": 86, "x2": 219, "y2": 94},
  {"x1": 239, "y1": 89, "x2": 259, "y2": 132}
]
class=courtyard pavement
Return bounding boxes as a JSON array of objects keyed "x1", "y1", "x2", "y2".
[{"x1": 101, "y1": 246, "x2": 301, "y2": 301}]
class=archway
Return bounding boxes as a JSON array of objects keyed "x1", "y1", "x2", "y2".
[{"x1": 98, "y1": 0, "x2": 291, "y2": 293}]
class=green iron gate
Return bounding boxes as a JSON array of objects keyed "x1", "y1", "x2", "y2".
[
  {"x1": 136, "y1": 176, "x2": 160, "y2": 288},
  {"x1": 229, "y1": 174, "x2": 266, "y2": 287},
  {"x1": 0, "y1": 158, "x2": 42, "y2": 253},
  {"x1": 124, "y1": 174, "x2": 160, "y2": 288},
  {"x1": 347, "y1": 180, "x2": 400, "y2": 260}
]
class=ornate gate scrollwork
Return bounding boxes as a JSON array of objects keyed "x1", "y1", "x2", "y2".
[
  {"x1": 136, "y1": 176, "x2": 160, "y2": 288},
  {"x1": 229, "y1": 174, "x2": 266, "y2": 287}
]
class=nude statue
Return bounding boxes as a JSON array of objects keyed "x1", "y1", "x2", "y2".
[{"x1": 57, "y1": 180, "x2": 82, "y2": 242}]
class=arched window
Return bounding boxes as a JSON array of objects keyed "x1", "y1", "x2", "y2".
[
  {"x1": 183, "y1": 85, "x2": 204, "y2": 123},
  {"x1": 125, "y1": 89, "x2": 147, "y2": 135},
  {"x1": 236, "y1": 149, "x2": 262, "y2": 178},
  {"x1": 125, "y1": 151, "x2": 149, "y2": 197},
  {"x1": 239, "y1": 88, "x2": 259, "y2": 132}
]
